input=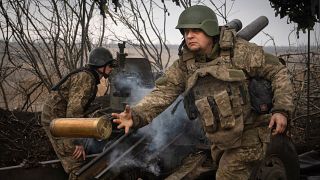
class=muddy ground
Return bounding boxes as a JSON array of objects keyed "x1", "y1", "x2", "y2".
[{"x1": 0, "y1": 108, "x2": 56, "y2": 167}]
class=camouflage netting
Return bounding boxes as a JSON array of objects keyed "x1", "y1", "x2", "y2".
[{"x1": 0, "y1": 108, "x2": 56, "y2": 167}]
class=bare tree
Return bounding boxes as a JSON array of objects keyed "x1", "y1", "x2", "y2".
[
  {"x1": 208, "y1": 0, "x2": 235, "y2": 24},
  {"x1": 0, "y1": 3, "x2": 19, "y2": 110},
  {"x1": 104, "y1": 0, "x2": 234, "y2": 73},
  {"x1": 0, "y1": 0, "x2": 183, "y2": 110},
  {"x1": 176, "y1": 0, "x2": 192, "y2": 8},
  {"x1": 262, "y1": 31, "x2": 278, "y2": 55},
  {"x1": 0, "y1": 0, "x2": 233, "y2": 110},
  {"x1": 105, "y1": 0, "x2": 174, "y2": 72},
  {"x1": 0, "y1": 0, "x2": 101, "y2": 111}
]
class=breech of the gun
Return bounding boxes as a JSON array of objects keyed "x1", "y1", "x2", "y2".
[{"x1": 50, "y1": 116, "x2": 112, "y2": 139}]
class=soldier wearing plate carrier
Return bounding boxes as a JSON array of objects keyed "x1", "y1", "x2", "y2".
[
  {"x1": 112, "y1": 5, "x2": 294, "y2": 179},
  {"x1": 41, "y1": 47, "x2": 115, "y2": 180}
]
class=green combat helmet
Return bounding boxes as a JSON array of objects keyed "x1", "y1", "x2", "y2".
[
  {"x1": 175, "y1": 5, "x2": 219, "y2": 37},
  {"x1": 88, "y1": 47, "x2": 115, "y2": 67}
]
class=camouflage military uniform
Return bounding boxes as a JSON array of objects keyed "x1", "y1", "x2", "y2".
[
  {"x1": 41, "y1": 70, "x2": 99, "y2": 179},
  {"x1": 130, "y1": 29, "x2": 294, "y2": 179}
]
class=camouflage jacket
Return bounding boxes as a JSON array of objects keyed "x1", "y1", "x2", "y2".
[
  {"x1": 41, "y1": 69, "x2": 100, "y2": 125},
  {"x1": 131, "y1": 37, "x2": 293, "y2": 132}
]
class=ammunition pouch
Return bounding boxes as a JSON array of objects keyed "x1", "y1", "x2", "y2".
[
  {"x1": 195, "y1": 97, "x2": 217, "y2": 133},
  {"x1": 219, "y1": 27, "x2": 235, "y2": 51},
  {"x1": 213, "y1": 90, "x2": 236, "y2": 129},
  {"x1": 249, "y1": 78, "x2": 273, "y2": 114},
  {"x1": 205, "y1": 89, "x2": 244, "y2": 149}
]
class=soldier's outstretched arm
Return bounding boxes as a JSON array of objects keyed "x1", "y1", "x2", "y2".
[{"x1": 112, "y1": 105, "x2": 133, "y2": 134}]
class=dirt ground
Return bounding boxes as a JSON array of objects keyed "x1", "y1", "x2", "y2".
[{"x1": 0, "y1": 108, "x2": 56, "y2": 167}]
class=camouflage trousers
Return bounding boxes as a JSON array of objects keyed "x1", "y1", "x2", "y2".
[
  {"x1": 165, "y1": 126, "x2": 270, "y2": 180},
  {"x1": 42, "y1": 123, "x2": 85, "y2": 180},
  {"x1": 213, "y1": 126, "x2": 271, "y2": 180}
]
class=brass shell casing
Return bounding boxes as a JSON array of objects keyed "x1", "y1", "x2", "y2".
[{"x1": 50, "y1": 116, "x2": 112, "y2": 139}]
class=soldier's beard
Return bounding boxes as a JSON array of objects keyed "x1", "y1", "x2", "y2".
[
  {"x1": 186, "y1": 46, "x2": 203, "y2": 55},
  {"x1": 191, "y1": 48, "x2": 207, "y2": 56}
]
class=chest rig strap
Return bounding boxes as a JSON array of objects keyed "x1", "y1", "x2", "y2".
[{"x1": 219, "y1": 26, "x2": 237, "y2": 63}]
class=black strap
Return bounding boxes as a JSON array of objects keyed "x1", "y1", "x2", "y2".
[
  {"x1": 178, "y1": 40, "x2": 185, "y2": 56},
  {"x1": 51, "y1": 67, "x2": 100, "y2": 91}
]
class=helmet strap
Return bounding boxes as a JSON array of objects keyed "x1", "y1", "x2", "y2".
[
  {"x1": 178, "y1": 39, "x2": 185, "y2": 56},
  {"x1": 97, "y1": 66, "x2": 109, "y2": 79},
  {"x1": 102, "y1": 66, "x2": 109, "y2": 78}
]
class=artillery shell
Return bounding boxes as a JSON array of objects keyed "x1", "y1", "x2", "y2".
[{"x1": 50, "y1": 115, "x2": 112, "y2": 139}]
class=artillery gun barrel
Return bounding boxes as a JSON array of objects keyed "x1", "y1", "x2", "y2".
[
  {"x1": 222, "y1": 16, "x2": 268, "y2": 41},
  {"x1": 236, "y1": 16, "x2": 269, "y2": 41},
  {"x1": 75, "y1": 132, "x2": 132, "y2": 177},
  {"x1": 50, "y1": 115, "x2": 112, "y2": 140},
  {"x1": 94, "y1": 136, "x2": 147, "y2": 179}
]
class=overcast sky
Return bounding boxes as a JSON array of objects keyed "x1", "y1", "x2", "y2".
[{"x1": 163, "y1": 0, "x2": 318, "y2": 46}]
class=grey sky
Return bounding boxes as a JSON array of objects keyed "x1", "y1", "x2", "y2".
[{"x1": 164, "y1": 0, "x2": 318, "y2": 46}]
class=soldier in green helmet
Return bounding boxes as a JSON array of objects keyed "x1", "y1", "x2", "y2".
[
  {"x1": 112, "y1": 5, "x2": 293, "y2": 179},
  {"x1": 41, "y1": 47, "x2": 115, "y2": 180}
]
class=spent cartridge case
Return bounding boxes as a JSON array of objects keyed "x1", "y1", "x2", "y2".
[{"x1": 50, "y1": 116, "x2": 112, "y2": 139}]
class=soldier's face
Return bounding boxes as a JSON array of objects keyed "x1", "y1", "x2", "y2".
[
  {"x1": 98, "y1": 65, "x2": 113, "y2": 79},
  {"x1": 184, "y1": 28, "x2": 213, "y2": 55},
  {"x1": 104, "y1": 65, "x2": 113, "y2": 74}
]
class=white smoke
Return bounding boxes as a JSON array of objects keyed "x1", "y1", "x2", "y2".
[
  {"x1": 113, "y1": 71, "x2": 153, "y2": 105},
  {"x1": 105, "y1": 73, "x2": 206, "y2": 177}
]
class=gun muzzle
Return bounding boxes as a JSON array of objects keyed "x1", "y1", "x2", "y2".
[
  {"x1": 50, "y1": 115, "x2": 112, "y2": 139},
  {"x1": 236, "y1": 16, "x2": 269, "y2": 41}
]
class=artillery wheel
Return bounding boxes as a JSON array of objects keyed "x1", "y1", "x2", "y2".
[{"x1": 250, "y1": 134, "x2": 300, "y2": 180}]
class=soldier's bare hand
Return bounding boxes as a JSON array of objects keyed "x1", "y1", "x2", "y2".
[
  {"x1": 268, "y1": 113, "x2": 287, "y2": 135},
  {"x1": 112, "y1": 105, "x2": 133, "y2": 134},
  {"x1": 73, "y1": 145, "x2": 86, "y2": 160}
]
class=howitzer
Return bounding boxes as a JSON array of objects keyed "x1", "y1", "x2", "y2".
[
  {"x1": 0, "y1": 15, "x2": 301, "y2": 180},
  {"x1": 55, "y1": 18, "x2": 267, "y2": 179},
  {"x1": 109, "y1": 41, "x2": 155, "y2": 111},
  {"x1": 117, "y1": 41, "x2": 128, "y2": 69},
  {"x1": 75, "y1": 105, "x2": 201, "y2": 180},
  {"x1": 46, "y1": 16, "x2": 297, "y2": 180}
]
